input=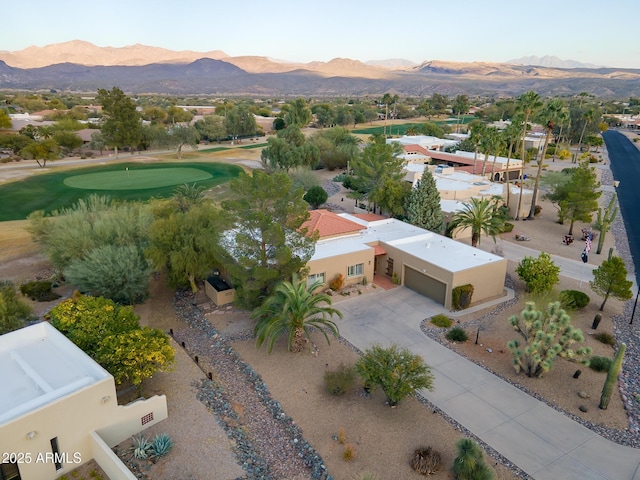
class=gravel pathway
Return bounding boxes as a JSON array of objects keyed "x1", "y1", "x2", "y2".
[{"x1": 171, "y1": 293, "x2": 330, "y2": 480}]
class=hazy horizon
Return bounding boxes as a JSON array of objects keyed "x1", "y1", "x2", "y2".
[{"x1": 3, "y1": 0, "x2": 639, "y2": 69}]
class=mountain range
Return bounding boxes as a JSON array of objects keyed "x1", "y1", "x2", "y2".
[{"x1": 0, "y1": 41, "x2": 639, "y2": 98}]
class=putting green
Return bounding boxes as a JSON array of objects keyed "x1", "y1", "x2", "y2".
[{"x1": 64, "y1": 167, "x2": 212, "y2": 190}]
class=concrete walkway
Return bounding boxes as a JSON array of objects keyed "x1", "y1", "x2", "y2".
[{"x1": 337, "y1": 288, "x2": 640, "y2": 480}]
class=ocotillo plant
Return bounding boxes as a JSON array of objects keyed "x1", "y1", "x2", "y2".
[
  {"x1": 599, "y1": 343, "x2": 626, "y2": 410},
  {"x1": 594, "y1": 194, "x2": 618, "y2": 255}
]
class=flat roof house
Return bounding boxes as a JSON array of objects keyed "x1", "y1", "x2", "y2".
[
  {"x1": 303, "y1": 210, "x2": 507, "y2": 309},
  {"x1": 0, "y1": 323, "x2": 168, "y2": 480}
]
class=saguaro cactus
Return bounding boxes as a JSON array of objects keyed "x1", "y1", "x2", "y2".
[
  {"x1": 594, "y1": 194, "x2": 618, "y2": 255},
  {"x1": 599, "y1": 343, "x2": 626, "y2": 410}
]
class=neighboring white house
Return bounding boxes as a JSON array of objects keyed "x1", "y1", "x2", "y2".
[{"x1": 0, "y1": 323, "x2": 168, "y2": 480}]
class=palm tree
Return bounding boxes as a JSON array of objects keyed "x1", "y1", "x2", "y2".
[
  {"x1": 488, "y1": 128, "x2": 506, "y2": 180},
  {"x1": 527, "y1": 99, "x2": 566, "y2": 219},
  {"x1": 514, "y1": 91, "x2": 542, "y2": 220},
  {"x1": 252, "y1": 274, "x2": 343, "y2": 353},
  {"x1": 576, "y1": 107, "x2": 597, "y2": 162},
  {"x1": 480, "y1": 127, "x2": 501, "y2": 177},
  {"x1": 450, "y1": 197, "x2": 505, "y2": 247},
  {"x1": 502, "y1": 119, "x2": 523, "y2": 210},
  {"x1": 468, "y1": 121, "x2": 487, "y2": 175},
  {"x1": 381, "y1": 93, "x2": 392, "y2": 137}
]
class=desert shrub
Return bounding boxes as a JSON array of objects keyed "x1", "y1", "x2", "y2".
[
  {"x1": 337, "y1": 426, "x2": 347, "y2": 444},
  {"x1": 534, "y1": 205, "x2": 542, "y2": 216},
  {"x1": 0, "y1": 280, "x2": 32, "y2": 335},
  {"x1": 303, "y1": 185, "x2": 328, "y2": 208},
  {"x1": 130, "y1": 434, "x2": 152, "y2": 460},
  {"x1": 594, "y1": 332, "x2": 616, "y2": 346},
  {"x1": 446, "y1": 327, "x2": 468, "y2": 342},
  {"x1": 452, "y1": 284, "x2": 474, "y2": 310},
  {"x1": 501, "y1": 222, "x2": 514, "y2": 233},
  {"x1": 324, "y1": 363, "x2": 356, "y2": 396},
  {"x1": 452, "y1": 438, "x2": 494, "y2": 480},
  {"x1": 330, "y1": 273, "x2": 345, "y2": 291},
  {"x1": 516, "y1": 252, "x2": 560, "y2": 294},
  {"x1": 392, "y1": 272, "x2": 400, "y2": 285},
  {"x1": 560, "y1": 290, "x2": 590, "y2": 310},
  {"x1": 589, "y1": 356, "x2": 613, "y2": 372},
  {"x1": 343, "y1": 444, "x2": 357, "y2": 461},
  {"x1": 150, "y1": 433, "x2": 173, "y2": 458},
  {"x1": 431, "y1": 314, "x2": 453, "y2": 328},
  {"x1": 411, "y1": 446, "x2": 442, "y2": 475},
  {"x1": 19, "y1": 280, "x2": 61, "y2": 302}
]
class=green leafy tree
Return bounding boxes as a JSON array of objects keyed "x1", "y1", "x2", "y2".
[
  {"x1": 50, "y1": 295, "x2": 174, "y2": 393},
  {"x1": 593, "y1": 194, "x2": 618, "y2": 254},
  {"x1": 308, "y1": 127, "x2": 360, "y2": 171},
  {"x1": 0, "y1": 109, "x2": 12, "y2": 129},
  {"x1": 546, "y1": 161, "x2": 601, "y2": 235},
  {"x1": 96, "y1": 87, "x2": 141, "y2": 158},
  {"x1": 576, "y1": 107, "x2": 598, "y2": 158},
  {"x1": 261, "y1": 126, "x2": 320, "y2": 172},
  {"x1": 355, "y1": 343, "x2": 434, "y2": 407},
  {"x1": 374, "y1": 177, "x2": 411, "y2": 218},
  {"x1": 97, "y1": 327, "x2": 175, "y2": 390},
  {"x1": 349, "y1": 135, "x2": 404, "y2": 212},
  {"x1": 167, "y1": 124, "x2": 200, "y2": 159},
  {"x1": 194, "y1": 114, "x2": 226, "y2": 142},
  {"x1": 516, "y1": 252, "x2": 560, "y2": 294},
  {"x1": 49, "y1": 295, "x2": 140, "y2": 357},
  {"x1": 221, "y1": 171, "x2": 316, "y2": 308},
  {"x1": 225, "y1": 103, "x2": 258, "y2": 138},
  {"x1": 19, "y1": 139, "x2": 59, "y2": 167},
  {"x1": 590, "y1": 256, "x2": 633, "y2": 311},
  {"x1": 165, "y1": 105, "x2": 193, "y2": 125},
  {"x1": 147, "y1": 202, "x2": 225, "y2": 293},
  {"x1": 406, "y1": 169, "x2": 444, "y2": 232},
  {"x1": 0, "y1": 281, "x2": 32, "y2": 334},
  {"x1": 418, "y1": 122, "x2": 446, "y2": 138},
  {"x1": 141, "y1": 105, "x2": 168, "y2": 125},
  {"x1": 507, "y1": 301, "x2": 591, "y2": 378},
  {"x1": 252, "y1": 275, "x2": 342, "y2": 353},
  {"x1": 89, "y1": 131, "x2": 106, "y2": 154},
  {"x1": 28, "y1": 195, "x2": 153, "y2": 280},
  {"x1": 284, "y1": 98, "x2": 312, "y2": 128},
  {"x1": 303, "y1": 185, "x2": 328, "y2": 209},
  {"x1": 452, "y1": 94, "x2": 469, "y2": 115},
  {"x1": 64, "y1": 245, "x2": 154, "y2": 305},
  {"x1": 527, "y1": 99, "x2": 566, "y2": 219},
  {"x1": 53, "y1": 130, "x2": 83, "y2": 153},
  {"x1": 452, "y1": 438, "x2": 494, "y2": 480},
  {"x1": 449, "y1": 198, "x2": 505, "y2": 247}
]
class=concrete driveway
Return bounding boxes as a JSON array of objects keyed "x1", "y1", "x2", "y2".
[{"x1": 337, "y1": 287, "x2": 640, "y2": 480}]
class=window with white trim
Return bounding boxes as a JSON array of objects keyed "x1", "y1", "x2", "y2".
[
  {"x1": 347, "y1": 263, "x2": 364, "y2": 278},
  {"x1": 307, "y1": 272, "x2": 325, "y2": 287}
]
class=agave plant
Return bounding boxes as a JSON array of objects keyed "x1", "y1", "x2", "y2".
[
  {"x1": 150, "y1": 433, "x2": 173, "y2": 458},
  {"x1": 130, "y1": 434, "x2": 152, "y2": 460}
]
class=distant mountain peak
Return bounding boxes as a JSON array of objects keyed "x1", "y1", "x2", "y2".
[
  {"x1": 507, "y1": 55, "x2": 603, "y2": 69},
  {"x1": 365, "y1": 58, "x2": 417, "y2": 69}
]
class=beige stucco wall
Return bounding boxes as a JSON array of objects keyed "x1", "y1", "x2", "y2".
[
  {"x1": 376, "y1": 244, "x2": 506, "y2": 309},
  {"x1": 0, "y1": 378, "x2": 167, "y2": 480},
  {"x1": 307, "y1": 248, "x2": 375, "y2": 290},
  {"x1": 451, "y1": 259, "x2": 508, "y2": 307}
]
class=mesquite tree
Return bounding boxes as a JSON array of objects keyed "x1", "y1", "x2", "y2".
[
  {"x1": 507, "y1": 301, "x2": 591, "y2": 378},
  {"x1": 599, "y1": 343, "x2": 625, "y2": 410}
]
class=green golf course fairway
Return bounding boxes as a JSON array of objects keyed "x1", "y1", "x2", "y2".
[
  {"x1": 0, "y1": 162, "x2": 242, "y2": 221},
  {"x1": 64, "y1": 167, "x2": 213, "y2": 190}
]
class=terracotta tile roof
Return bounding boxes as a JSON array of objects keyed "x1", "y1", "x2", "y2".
[
  {"x1": 352, "y1": 213, "x2": 386, "y2": 222},
  {"x1": 372, "y1": 245, "x2": 387, "y2": 255},
  {"x1": 302, "y1": 209, "x2": 364, "y2": 239}
]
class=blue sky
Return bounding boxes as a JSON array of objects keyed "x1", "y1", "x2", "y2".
[{"x1": 4, "y1": 0, "x2": 639, "y2": 68}]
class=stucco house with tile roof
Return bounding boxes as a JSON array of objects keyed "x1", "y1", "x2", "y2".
[{"x1": 302, "y1": 210, "x2": 507, "y2": 309}]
